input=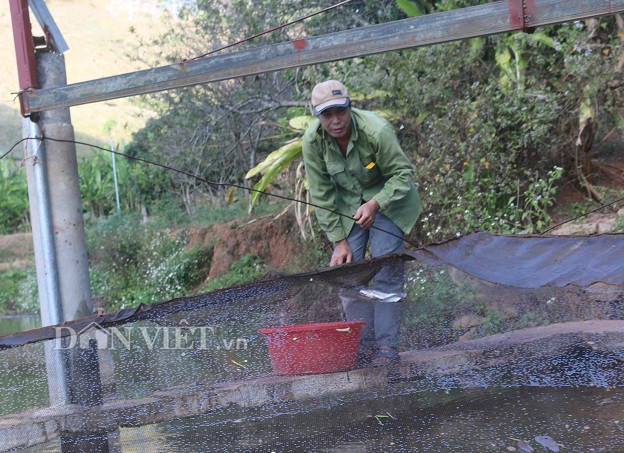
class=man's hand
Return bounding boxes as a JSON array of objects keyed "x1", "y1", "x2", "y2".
[
  {"x1": 354, "y1": 199, "x2": 380, "y2": 229},
  {"x1": 330, "y1": 239, "x2": 352, "y2": 266}
]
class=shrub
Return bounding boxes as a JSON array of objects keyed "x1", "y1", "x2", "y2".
[
  {"x1": 201, "y1": 254, "x2": 265, "y2": 293},
  {"x1": 87, "y1": 213, "x2": 213, "y2": 310},
  {"x1": 0, "y1": 267, "x2": 39, "y2": 314},
  {"x1": 0, "y1": 161, "x2": 29, "y2": 234}
]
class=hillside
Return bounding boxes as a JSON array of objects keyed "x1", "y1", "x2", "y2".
[{"x1": 0, "y1": 0, "x2": 167, "y2": 153}]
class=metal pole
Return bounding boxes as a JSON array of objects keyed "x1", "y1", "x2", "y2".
[
  {"x1": 110, "y1": 138, "x2": 121, "y2": 212},
  {"x1": 22, "y1": 51, "x2": 94, "y2": 406},
  {"x1": 27, "y1": 0, "x2": 69, "y2": 54},
  {"x1": 28, "y1": 119, "x2": 69, "y2": 404},
  {"x1": 17, "y1": 0, "x2": 624, "y2": 114}
]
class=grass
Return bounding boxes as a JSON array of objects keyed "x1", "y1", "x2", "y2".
[
  {"x1": 201, "y1": 254, "x2": 266, "y2": 293},
  {"x1": 0, "y1": 267, "x2": 38, "y2": 315}
]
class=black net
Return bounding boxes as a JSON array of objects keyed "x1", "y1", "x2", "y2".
[{"x1": 1, "y1": 233, "x2": 623, "y2": 452}]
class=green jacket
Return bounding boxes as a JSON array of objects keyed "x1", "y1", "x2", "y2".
[{"x1": 302, "y1": 108, "x2": 421, "y2": 243}]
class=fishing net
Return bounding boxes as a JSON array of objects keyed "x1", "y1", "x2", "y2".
[{"x1": 0, "y1": 232, "x2": 622, "y2": 452}]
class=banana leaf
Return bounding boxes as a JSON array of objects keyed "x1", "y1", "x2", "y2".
[{"x1": 247, "y1": 139, "x2": 303, "y2": 212}]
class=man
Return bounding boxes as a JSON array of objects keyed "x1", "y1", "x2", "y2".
[{"x1": 302, "y1": 80, "x2": 421, "y2": 366}]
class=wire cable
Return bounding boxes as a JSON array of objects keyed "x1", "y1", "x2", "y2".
[
  {"x1": 182, "y1": 0, "x2": 353, "y2": 63},
  {"x1": 4, "y1": 136, "x2": 622, "y2": 243},
  {"x1": 540, "y1": 195, "x2": 624, "y2": 234},
  {"x1": 37, "y1": 136, "x2": 421, "y2": 249},
  {"x1": 0, "y1": 137, "x2": 30, "y2": 161}
]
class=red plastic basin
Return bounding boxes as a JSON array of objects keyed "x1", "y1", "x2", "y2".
[{"x1": 258, "y1": 321, "x2": 366, "y2": 375}]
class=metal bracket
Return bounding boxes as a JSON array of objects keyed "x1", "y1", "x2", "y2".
[
  {"x1": 509, "y1": 0, "x2": 536, "y2": 33},
  {"x1": 28, "y1": 0, "x2": 69, "y2": 54},
  {"x1": 9, "y1": 0, "x2": 69, "y2": 117}
]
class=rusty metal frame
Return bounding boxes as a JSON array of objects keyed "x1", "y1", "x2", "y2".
[
  {"x1": 16, "y1": 0, "x2": 624, "y2": 115},
  {"x1": 9, "y1": 0, "x2": 38, "y2": 97},
  {"x1": 509, "y1": 0, "x2": 537, "y2": 32}
]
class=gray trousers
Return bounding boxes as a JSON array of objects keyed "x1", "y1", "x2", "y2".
[{"x1": 339, "y1": 212, "x2": 405, "y2": 350}]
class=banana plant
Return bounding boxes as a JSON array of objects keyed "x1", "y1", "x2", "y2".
[
  {"x1": 245, "y1": 138, "x2": 303, "y2": 213},
  {"x1": 245, "y1": 115, "x2": 314, "y2": 213},
  {"x1": 495, "y1": 32, "x2": 555, "y2": 92},
  {"x1": 79, "y1": 153, "x2": 115, "y2": 217},
  {"x1": 245, "y1": 109, "x2": 404, "y2": 216}
]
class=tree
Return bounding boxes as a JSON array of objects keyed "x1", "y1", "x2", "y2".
[
  {"x1": 127, "y1": 1, "x2": 624, "y2": 242},
  {"x1": 126, "y1": 0, "x2": 407, "y2": 210}
]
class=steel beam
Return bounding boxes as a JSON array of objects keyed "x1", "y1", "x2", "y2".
[
  {"x1": 9, "y1": 0, "x2": 38, "y2": 92},
  {"x1": 19, "y1": 0, "x2": 624, "y2": 114}
]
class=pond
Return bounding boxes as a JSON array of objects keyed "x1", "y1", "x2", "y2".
[
  {"x1": 22, "y1": 383, "x2": 624, "y2": 452},
  {"x1": 0, "y1": 314, "x2": 40, "y2": 336},
  {"x1": 0, "y1": 314, "x2": 48, "y2": 417},
  {"x1": 1, "y1": 264, "x2": 622, "y2": 452}
]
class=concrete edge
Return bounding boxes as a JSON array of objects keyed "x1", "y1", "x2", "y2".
[{"x1": 1, "y1": 319, "x2": 622, "y2": 451}]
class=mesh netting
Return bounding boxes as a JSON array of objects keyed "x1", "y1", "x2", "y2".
[{"x1": 1, "y1": 233, "x2": 623, "y2": 452}]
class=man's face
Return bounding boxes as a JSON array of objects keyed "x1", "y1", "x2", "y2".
[{"x1": 318, "y1": 106, "x2": 352, "y2": 139}]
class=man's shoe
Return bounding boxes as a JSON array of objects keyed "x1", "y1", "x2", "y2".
[{"x1": 357, "y1": 348, "x2": 376, "y2": 367}]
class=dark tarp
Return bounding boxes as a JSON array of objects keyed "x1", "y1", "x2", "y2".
[
  {"x1": 408, "y1": 232, "x2": 624, "y2": 288},
  {"x1": 1, "y1": 232, "x2": 622, "y2": 350}
]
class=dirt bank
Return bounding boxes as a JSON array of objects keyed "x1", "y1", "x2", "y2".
[
  {"x1": 0, "y1": 233, "x2": 33, "y2": 271},
  {"x1": 187, "y1": 213, "x2": 323, "y2": 279}
]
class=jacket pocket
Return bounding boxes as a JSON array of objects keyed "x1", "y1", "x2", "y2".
[
  {"x1": 326, "y1": 162, "x2": 351, "y2": 189},
  {"x1": 360, "y1": 162, "x2": 382, "y2": 186}
]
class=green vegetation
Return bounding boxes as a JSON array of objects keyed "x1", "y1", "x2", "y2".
[
  {"x1": 0, "y1": 160, "x2": 29, "y2": 234},
  {"x1": 0, "y1": 269, "x2": 27, "y2": 315},
  {"x1": 479, "y1": 307, "x2": 505, "y2": 337},
  {"x1": 516, "y1": 311, "x2": 550, "y2": 330},
  {"x1": 403, "y1": 265, "x2": 481, "y2": 347},
  {"x1": 124, "y1": 0, "x2": 623, "y2": 242},
  {"x1": 201, "y1": 254, "x2": 266, "y2": 293},
  {"x1": 0, "y1": 150, "x2": 173, "y2": 235},
  {"x1": 0, "y1": 268, "x2": 38, "y2": 315},
  {"x1": 614, "y1": 212, "x2": 624, "y2": 232},
  {"x1": 402, "y1": 263, "x2": 555, "y2": 347},
  {"x1": 0, "y1": 198, "x2": 303, "y2": 314},
  {"x1": 79, "y1": 149, "x2": 171, "y2": 219},
  {"x1": 336, "y1": 18, "x2": 618, "y2": 241},
  {"x1": 2, "y1": 2, "x2": 622, "y2": 240},
  {"x1": 87, "y1": 213, "x2": 213, "y2": 310}
]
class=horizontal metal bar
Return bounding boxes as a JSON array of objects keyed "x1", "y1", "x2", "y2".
[{"x1": 19, "y1": 0, "x2": 624, "y2": 114}]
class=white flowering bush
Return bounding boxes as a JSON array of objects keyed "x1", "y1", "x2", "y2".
[
  {"x1": 87, "y1": 214, "x2": 212, "y2": 310},
  {"x1": 323, "y1": 13, "x2": 620, "y2": 242}
]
